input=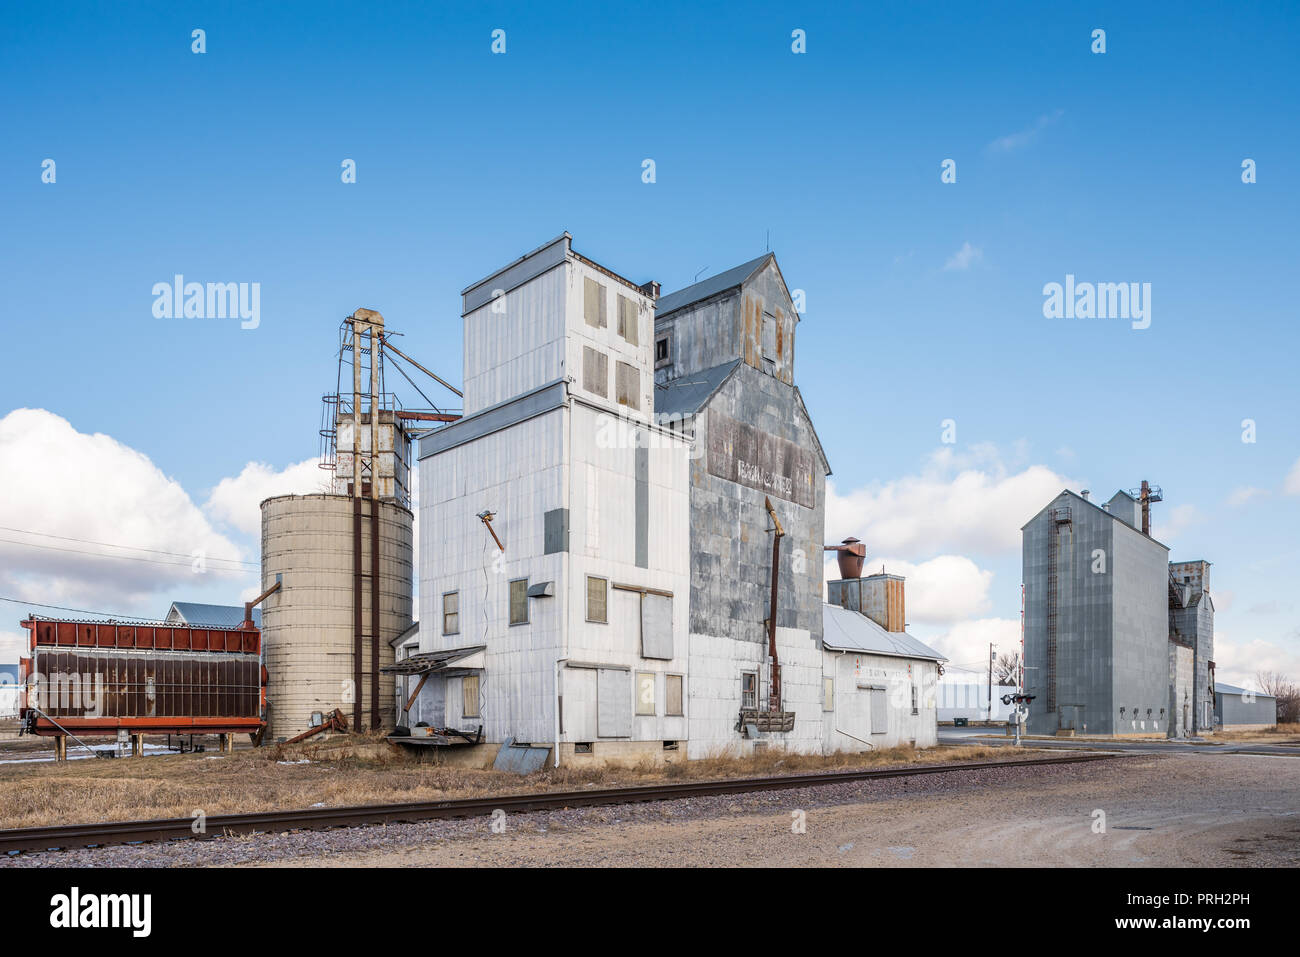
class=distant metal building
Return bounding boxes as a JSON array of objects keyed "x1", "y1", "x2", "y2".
[
  {"x1": 1215, "y1": 683, "x2": 1276, "y2": 730},
  {"x1": 166, "y1": 602, "x2": 262, "y2": 629},
  {"x1": 0, "y1": 663, "x2": 18, "y2": 718},
  {"x1": 1022, "y1": 487, "x2": 1215, "y2": 737}
]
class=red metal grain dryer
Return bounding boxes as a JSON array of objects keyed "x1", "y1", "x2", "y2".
[{"x1": 19, "y1": 616, "x2": 266, "y2": 739}]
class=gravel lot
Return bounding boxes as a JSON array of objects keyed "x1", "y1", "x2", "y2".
[{"x1": 4, "y1": 751, "x2": 1298, "y2": 868}]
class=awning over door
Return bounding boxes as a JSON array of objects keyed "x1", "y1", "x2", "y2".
[{"x1": 381, "y1": 645, "x2": 486, "y2": 676}]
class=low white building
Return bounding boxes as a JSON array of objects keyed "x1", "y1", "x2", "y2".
[
  {"x1": 936, "y1": 678, "x2": 1017, "y2": 723},
  {"x1": 822, "y1": 604, "x2": 945, "y2": 749}
]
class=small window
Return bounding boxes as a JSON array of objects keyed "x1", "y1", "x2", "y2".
[
  {"x1": 584, "y1": 277, "x2": 607, "y2": 328},
  {"x1": 823, "y1": 676, "x2": 834, "y2": 712},
  {"x1": 615, "y1": 361, "x2": 639, "y2": 410},
  {"x1": 586, "y1": 575, "x2": 607, "y2": 623},
  {"x1": 509, "y1": 578, "x2": 529, "y2": 625},
  {"x1": 636, "y1": 672, "x2": 656, "y2": 716},
  {"x1": 662, "y1": 740, "x2": 678, "y2": 751},
  {"x1": 442, "y1": 591, "x2": 459, "y2": 635},
  {"x1": 617, "y1": 294, "x2": 639, "y2": 345},
  {"x1": 574, "y1": 742, "x2": 593, "y2": 754},
  {"x1": 665, "y1": 674, "x2": 683, "y2": 716},
  {"x1": 583, "y1": 346, "x2": 609, "y2": 398},
  {"x1": 462, "y1": 675, "x2": 480, "y2": 718},
  {"x1": 741, "y1": 672, "x2": 758, "y2": 710},
  {"x1": 911, "y1": 684, "x2": 919, "y2": 715},
  {"x1": 654, "y1": 334, "x2": 670, "y2": 369}
]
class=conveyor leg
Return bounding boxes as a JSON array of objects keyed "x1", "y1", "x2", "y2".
[
  {"x1": 132, "y1": 734, "x2": 144, "y2": 758},
  {"x1": 54, "y1": 735, "x2": 67, "y2": 761},
  {"x1": 220, "y1": 733, "x2": 233, "y2": 754}
]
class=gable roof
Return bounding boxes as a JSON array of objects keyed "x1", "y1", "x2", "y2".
[
  {"x1": 653, "y1": 359, "x2": 742, "y2": 417},
  {"x1": 166, "y1": 602, "x2": 260, "y2": 629},
  {"x1": 1020, "y1": 488, "x2": 1171, "y2": 550},
  {"x1": 821, "y1": 603, "x2": 946, "y2": 661},
  {"x1": 655, "y1": 254, "x2": 772, "y2": 318}
]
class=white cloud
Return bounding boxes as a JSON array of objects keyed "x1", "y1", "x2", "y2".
[
  {"x1": 0, "y1": 409, "x2": 249, "y2": 614},
  {"x1": 825, "y1": 446, "x2": 1077, "y2": 557},
  {"x1": 1157, "y1": 503, "x2": 1203, "y2": 542},
  {"x1": 924, "y1": 618, "x2": 1022, "y2": 676},
  {"x1": 1214, "y1": 633, "x2": 1300, "y2": 691},
  {"x1": 0, "y1": 630, "x2": 24, "y2": 662},
  {"x1": 1227, "y1": 486, "x2": 1268, "y2": 507},
  {"x1": 943, "y1": 241, "x2": 982, "y2": 271},
  {"x1": 987, "y1": 109, "x2": 1064, "y2": 153},
  {"x1": 825, "y1": 553, "x2": 994, "y2": 625},
  {"x1": 205, "y1": 459, "x2": 327, "y2": 536},
  {"x1": 1284, "y1": 457, "x2": 1300, "y2": 495}
]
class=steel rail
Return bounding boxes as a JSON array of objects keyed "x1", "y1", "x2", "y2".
[{"x1": 0, "y1": 753, "x2": 1114, "y2": 854}]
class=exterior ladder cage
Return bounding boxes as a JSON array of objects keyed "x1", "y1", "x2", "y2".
[{"x1": 1045, "y1": 506, "x2": 1072, "y2": 716}]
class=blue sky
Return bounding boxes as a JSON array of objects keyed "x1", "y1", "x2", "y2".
[{"x1": 1, "y1": 2, "x2": 1297, "y2": 685}]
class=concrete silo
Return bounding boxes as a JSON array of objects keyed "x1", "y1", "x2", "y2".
[
  {"x1": 260, "y1": 493, "x2": 413, "y2": 739},
  {"x1": 258, "y1": 308, "x2": 445, "y2": 741}
]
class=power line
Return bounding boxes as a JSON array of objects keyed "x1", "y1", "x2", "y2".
[
  {"x1": 0, "y1": 596, "x2": 165, "y2": 622},
  {"x1": 0, "y1": 537, "x2": 249, "y2": 572},
  {"x1": 0, "y1": 525, "x2": 257, "y2": 568}
]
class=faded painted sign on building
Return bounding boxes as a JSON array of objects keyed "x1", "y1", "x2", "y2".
[{"x1": 706, "y1": 409, "x2": 815, "y2": 508}]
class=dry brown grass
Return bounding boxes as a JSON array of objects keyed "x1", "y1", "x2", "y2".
[
  {"x1": 1210, "y1": 722, "x2": 1300, "y2": 743},
  {"x1": 0, "y1": 734, "x2": 1030, "y2": 830}
]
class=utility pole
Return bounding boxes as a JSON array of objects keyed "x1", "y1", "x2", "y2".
[{"x1": 988, "y1": 644, "x2": 995, "y2": 722}]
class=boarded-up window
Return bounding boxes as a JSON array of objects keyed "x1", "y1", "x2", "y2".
[
  {"x1": 617, "y1": 294, "x2": 638, "y2": 344},
  {"x1": 584, "y1": 277, "x2": 607, "y2": 328},
  {"x1": 762, "y1": 311, "x2": 777, "y2": 359},
  {"x1": 509, "y1": 579, "x2": 528, "y2": 625},
  {"x1": 869, "y1": 686, "x2": 888, "y2": 733},
  {"x1": 583, "y1": 346, "x2": 608, "y2": 398},
  {"x1": 741, "y1": 672, "x2": 758, "y2": 710},
  {"x1": 823, "y1": 676, "x2": 834, "y2": 712},
  {"x1": 463, "y1": 675, "x2": 480, "y2": 718},
  {"x1": 442, "y1": 591, "x2": 459, "y2": 635},
  {"x1": 666, "y1": 674, "x2": 683, "y2": 715},
  {"x1": 640, "y1": 593, "x2": 673, "y2": 659},
  {"x1": 586, "y1": 576, "x2": 607, "y2": 623},
  {"x1": 615, "y1": 361, "x2": 639, "y2": 410},
  {"x1": 597, "y1": 668, "x2": 631, "y2": 738},
  {"x1": 636, "y1": 672, "x2": 655, "y2": 715}
]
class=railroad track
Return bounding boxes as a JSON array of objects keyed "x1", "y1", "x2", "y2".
[{"x1": 0, "y1": 753, "x2": 1113, "y2": 855}]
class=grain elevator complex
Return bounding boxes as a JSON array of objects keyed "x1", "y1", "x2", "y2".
[{"x1": 16, "y1": 232, "x2": 1266, "y2": 767}]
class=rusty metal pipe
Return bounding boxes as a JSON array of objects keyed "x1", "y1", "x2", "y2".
[
  {"x1": 353, "y1": 496, "x2": 363, "y2": 732},
  {"x1": 243, "y1": 579, "x2": 281, "y2": 628},
  {"x1": 764, "y1": 497, "x2": 785, "y2": 713}
]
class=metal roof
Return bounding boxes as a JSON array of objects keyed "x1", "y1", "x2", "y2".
[
  {"x1": 167, "y1": 602, "x2": 260, "y2": 628},
  {"x1": 654, "y1": 254, "x2": 772, "y2": 318},
  {"x1": 821, "y1": 603, "x2": 946, "y2": 661},
  {"x1": 382, "y1": 645, "x2": 486, "y2": 676},
  {"x1": 1216, "y1": 682, "x2": 1275, "y2": 699},
  {"x1": 654, "y1": 359, "x2": 741, "y2": 417}
]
